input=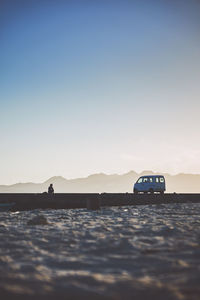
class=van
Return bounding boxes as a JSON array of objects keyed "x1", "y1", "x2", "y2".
[{"x1": 133, "y1": 175, "x2": 166, "y2": 194}]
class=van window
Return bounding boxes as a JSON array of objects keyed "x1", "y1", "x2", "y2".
[
  {"x1": 149, "y1": 177, "x2": 153, "y2": 182},
  {"x1": 137, "y1": 178, "x2": 143, "y2": 183},
  {"x1": 156, "y1": 177, "x2": 159, "y2": 183},
  {"x1": 160, "y1": 177, "x2": 164, "y2": 183},
  {"x1": 143, "y1": 177, "x2": 149, "y2": 183}
]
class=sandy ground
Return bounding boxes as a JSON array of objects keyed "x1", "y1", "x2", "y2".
[{"x1": 0, "y1": 204, "x2": 200, "y2": 299}]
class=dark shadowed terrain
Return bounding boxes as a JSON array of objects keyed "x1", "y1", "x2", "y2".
[{"x1": 0, "y1": 203, "x2": 200, "y2": 300}]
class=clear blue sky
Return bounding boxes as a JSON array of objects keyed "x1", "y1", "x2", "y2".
[{"x1": 1, "y1": 0, "x2": 200, "y2": 184}]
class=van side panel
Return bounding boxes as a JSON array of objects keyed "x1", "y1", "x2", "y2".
[{"x1": 133, "y1": 175, "x2": 166, "y2": 193}]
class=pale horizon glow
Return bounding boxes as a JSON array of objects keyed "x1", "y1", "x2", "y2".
[{"x1": 1, "y1": 0, "x2": 200, "y2": 185}]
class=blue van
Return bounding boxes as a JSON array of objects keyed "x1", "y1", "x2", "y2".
[{"x1": 133, "y1": 175, "x2": 166, "y2": 194}]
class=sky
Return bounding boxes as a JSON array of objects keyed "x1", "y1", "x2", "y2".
[{"x1": 1, "y1": 0, "x2": 200, "y2": 184}]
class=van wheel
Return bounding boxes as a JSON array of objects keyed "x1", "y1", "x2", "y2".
[
  {"x1": 149, "y1": 189, "x2": 154, "y2": 194},
  {"x1": 134, "y1": 188, "x2": 138, "y2": 194}
]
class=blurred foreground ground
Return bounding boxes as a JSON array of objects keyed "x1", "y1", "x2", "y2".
[{"x1": 0, "y1": 203, "x2": 200, "y2": 300}]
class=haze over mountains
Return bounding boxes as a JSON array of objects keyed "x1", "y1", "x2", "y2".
[{"x1": 0, "y1": 171, "x2": 200, "y2": 193}]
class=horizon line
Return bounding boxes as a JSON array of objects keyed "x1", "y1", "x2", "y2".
[{"x1": 1, "y1": 170, "x2": 200, "y2": 186}]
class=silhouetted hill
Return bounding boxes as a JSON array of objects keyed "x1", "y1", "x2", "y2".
[{"x1": 0, "y1": 171, "x2": 200, "y2": 193}]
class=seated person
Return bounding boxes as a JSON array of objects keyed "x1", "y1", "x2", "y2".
[{"x1": 48, "y1": 183, "x2": 54, "y2": 194}]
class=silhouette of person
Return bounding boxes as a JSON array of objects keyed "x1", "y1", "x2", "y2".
[{"x1": 48, "y1": 183, "x2": 54, "y2": 194}]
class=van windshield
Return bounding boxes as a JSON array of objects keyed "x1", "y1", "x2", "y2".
[
  {"x1": 137, "y1": 178, "x2": 143, "y2": 183},
  {"x1": 137, "y1": 177, "x2": 150, "y2": 183}
]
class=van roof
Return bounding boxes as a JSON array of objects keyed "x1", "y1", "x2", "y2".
[{"x1": 140, "y1": 175, "x2": 164, "y2": 178}]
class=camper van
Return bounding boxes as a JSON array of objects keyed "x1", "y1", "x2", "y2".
[{"x1": 133, "y1": 175, "x2": 166, "y2": 194}]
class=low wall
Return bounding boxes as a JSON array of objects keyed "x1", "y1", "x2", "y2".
[{"x1": 0, "y1": 193, "x2": 200, "y2": 211}]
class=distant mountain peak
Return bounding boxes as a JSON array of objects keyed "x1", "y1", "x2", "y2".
[
  {"x1": 44, "y1": 176, "x2": 67, "y2": 184},
  {"x1": 87, "y1": 173, "x2": 107, "y2": 178},
  {"x1": 123, "y1": 170, "x2": 138, "y2": 176},
  {"x1": 140, "y1": 170, "x2": 154, "y2": 175}
]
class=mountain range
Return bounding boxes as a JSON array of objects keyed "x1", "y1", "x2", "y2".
[{"x1": 0, "y1": 171, "x2": 200, "y2": 193}]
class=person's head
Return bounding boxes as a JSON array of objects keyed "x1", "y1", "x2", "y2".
[{"x1": 50, "y1": 183, "x2": 53, "y2": 187}]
